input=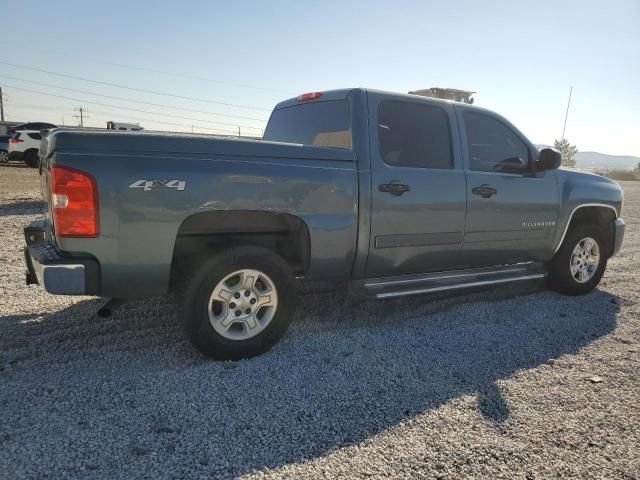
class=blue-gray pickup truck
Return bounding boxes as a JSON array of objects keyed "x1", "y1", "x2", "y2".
[{"x1": 24, "y1": 88, "x2": 625, "y2": 360}]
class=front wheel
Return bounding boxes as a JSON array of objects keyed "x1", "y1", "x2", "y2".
[
  {"x1": 180, "y1": 246, "x2": 297, "y2": 360},
  {"x1": 547, "y1": 223, "x2": 608, "y2": 295},
  {"x1": 0, "y1": 150, "x2": 8, "y2": 163}
]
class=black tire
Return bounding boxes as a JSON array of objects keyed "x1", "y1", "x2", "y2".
[
  {"x1": 547, "y1": 223, "x2": 608, "y2": 295},
  {"x1": 0, "y1": 150, "x2": 8, "y2": 164},
  {"x1": 24, "y1": 150, "x2": 39, "y2": 168},
  {"x1": 180, "y1": 245, "x2": 297, "y2": 360}
]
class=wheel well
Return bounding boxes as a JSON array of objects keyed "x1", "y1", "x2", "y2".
[
  {"x1": 566, "y1": 206, "x2": 616, "y2": 256},
  {"x1": 171, "y1": 211, "x2": 311, "y2": 278}
]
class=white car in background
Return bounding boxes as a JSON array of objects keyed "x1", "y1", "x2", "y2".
[
  {"x1": 107, "y1": 121, "x2": 143, "y2": 131},
  {"x1": 8, "y1": 122, "x2": 57, "y2": 168}
]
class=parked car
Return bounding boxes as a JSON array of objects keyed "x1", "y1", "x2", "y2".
[
  {"x1": 9, "y1": 131, "x2": 44, "y2": 167},
  {"x1": 23, "y1": 88, "x2": 625, "y2": 360},
  {"x1": 7, "y1": 122, "x2": 57, "y2": 167},
  {"x1": 0, "y1": 134, "x2": 10, "y2": 163},
  {"x1": 7, "y1": 122, "x2": 58, "y2": 134}
]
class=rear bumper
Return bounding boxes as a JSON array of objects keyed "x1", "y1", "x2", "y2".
[
  {"x1": 24, "y1": 224, "x2": 100, "y2": 295},
  {"x1": 612, "y1": 218, "x2": 625, "y2": 256}
]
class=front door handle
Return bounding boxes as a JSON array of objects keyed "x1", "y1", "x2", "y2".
[
  {"x1": 472, "y1": 184, "x2": 497, "y2": 198},
  {"x1": 379, "y1": 182, "x2": 410, "y2": 196}
]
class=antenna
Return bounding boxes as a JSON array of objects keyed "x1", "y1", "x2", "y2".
[{"x1": 561, "y1": 86, "x2": 572, "y2": 140}]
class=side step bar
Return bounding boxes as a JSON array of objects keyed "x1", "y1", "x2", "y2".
[{"x1": 350, "y1": 263, "x2": 547, "y2": 299}]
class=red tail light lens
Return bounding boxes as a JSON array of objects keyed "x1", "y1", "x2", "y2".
[
  {"x1": 10, "y1": 134, "x2": 23, "y2": 143},
  {"x1": 297, "y1": 92, "x2": 322, "y2": 101},
  {"x1": 50, "y1": 165, "x2": 99, "y2": 237}
]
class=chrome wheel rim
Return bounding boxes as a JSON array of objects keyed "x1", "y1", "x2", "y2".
[
  {"x1": 208, "y1": 269, "x2": 278, "y2": 341},
  {"x1": 0, "y1": 151, "x2": 7, "y2": 163},
  {"x1": 570, "y1": 237, "x2": 600, "y2": 284}
]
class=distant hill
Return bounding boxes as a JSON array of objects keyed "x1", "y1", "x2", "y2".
[
  {"x1": 535, "y1": 146, "x2": 639, "y2": 171},
  {"x1": 574, "y1": 152, "x2": 639, "y2": 171}
]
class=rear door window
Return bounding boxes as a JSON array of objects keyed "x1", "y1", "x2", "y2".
[
  {"x1": 378, "y1": 100, "x2": 453, "y2": 169},
  {"x1": 263, "y1": 100, "x2": 351, "y2": 149}
]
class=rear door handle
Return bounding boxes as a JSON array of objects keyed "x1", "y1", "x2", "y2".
[
  {"x1": 379, "y1": 182, "x2": 410, "y2": 196},
  {"x1": 472, "y1": 184, "x2": 497, "y2": 198}
]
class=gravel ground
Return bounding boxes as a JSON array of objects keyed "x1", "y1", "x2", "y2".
[{"x1": 1, "y1": 166, "x2": 639, "y2": 479}]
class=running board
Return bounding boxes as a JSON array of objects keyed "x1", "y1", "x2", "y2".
[{"x1": 350, "y1": 263, "x2": 547, "y2": 299}]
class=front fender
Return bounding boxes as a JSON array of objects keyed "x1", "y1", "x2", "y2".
[{"x1": 552, "y1": 168, "x2": 623, "y2": 253}]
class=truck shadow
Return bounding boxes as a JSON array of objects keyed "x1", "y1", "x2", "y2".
[
  {"x1": 0, "y1": 285, "x2": 620, "y2": 478},
  {"x1": 0, "y1": 200, "x2": 45, "y2": 217}
]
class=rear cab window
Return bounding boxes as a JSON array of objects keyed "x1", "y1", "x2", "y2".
[{"x1": 263, "y1": 100, "x2": 351, "y2": 149}]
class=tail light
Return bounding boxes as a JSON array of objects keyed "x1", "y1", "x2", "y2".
[
  {"x1": 10, "y1": 133, "x2": 23, "y2": 143},
  {"x1": 50, "y1": 165, "x2": 99, "y2": 237}
]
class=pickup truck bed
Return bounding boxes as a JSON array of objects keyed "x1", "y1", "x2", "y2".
[{"x1": 34, "y1": 129, "x2": 359, "y2": 298}]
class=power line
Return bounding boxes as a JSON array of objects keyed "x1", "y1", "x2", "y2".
[
  {"x1": 0, "y1": 60, "x2": 273, "y2": 111},
  {"x1": 0, "y1": 74, "x2": 267, "y2": 122},
  {"x1": 6, "y1": 100, "x2": 254, "y2": 135},
  {"x1": 1, "y1": 41, "x2": 293, "y2": 95},
  {"x1": 58, "y1": 52, "x2": 292, "y2": 95},
  {"x1": 3, "y1": 85, "x2": 265, "y2": 131},
  {"x1": 0, "y1": 101, "x2": 75, "y2": 111},
  {"x1": 71, "y1": 107, "x2": 250, "y2": 135}
]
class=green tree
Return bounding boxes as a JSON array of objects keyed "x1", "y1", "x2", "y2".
[{"x1": 553, "y1": 138, "x2": 578, "y2": 167}]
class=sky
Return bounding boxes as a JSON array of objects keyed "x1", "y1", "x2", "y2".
[{"x1": 1, "y1": 0, "x2": 639, "y2": 156}]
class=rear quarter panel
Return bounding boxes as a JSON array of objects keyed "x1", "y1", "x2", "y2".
[{"x1": 50, "y1": 143, "x2": 357, "y2": 298}]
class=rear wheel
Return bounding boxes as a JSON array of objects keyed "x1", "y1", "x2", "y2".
[
  {"x1": 24, "y1": 150, "x2": 39, "y2": 168},
  {"x1": 0, "y1": 150, "x2": 7, "y2": 163},
  {"x1": 179, "y1": 246, "x2": 297, "y2": 360},
  {"x1": 547, "y1": 223, "x2": 608, "y2": 295}
]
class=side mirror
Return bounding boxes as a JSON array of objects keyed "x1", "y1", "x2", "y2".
[{"x1": 537, "y1": 148, "x2": 561, "y2": 172}]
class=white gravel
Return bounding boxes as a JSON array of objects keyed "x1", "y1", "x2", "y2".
[{"x1": 1, "y1": 166, "x2": 639, "y2": 479}]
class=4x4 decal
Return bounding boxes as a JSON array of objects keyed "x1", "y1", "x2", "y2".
[{"x1": 129, "y1": 179, "x2": 186, "y2": 191}]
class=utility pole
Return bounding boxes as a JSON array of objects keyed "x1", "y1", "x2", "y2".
[
  {"x1": 73, "y1": 107, "x2": 89, "y2": 127},
  {"x1": 0, "y1": 86, "x2": 5, "y2": 122},
  {"x1": 561, "y1": 86, "x2": 572, "y2": 140}
]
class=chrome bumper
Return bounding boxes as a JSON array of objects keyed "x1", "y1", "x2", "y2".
[
  {"x1": 25, "y1": 243, "x2": 88, "y2": 295},
  {"x1": 24, "y1": 221, "x2": 100, "y2": 295}
]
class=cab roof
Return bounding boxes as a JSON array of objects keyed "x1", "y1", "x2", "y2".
[{"x1": 274, "y1": 87, "x2": 494, "y2": 114}]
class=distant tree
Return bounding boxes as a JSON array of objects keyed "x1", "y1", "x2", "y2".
[{"x1": 553, "y1": 138, "x2": 578, "y2": 167}]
